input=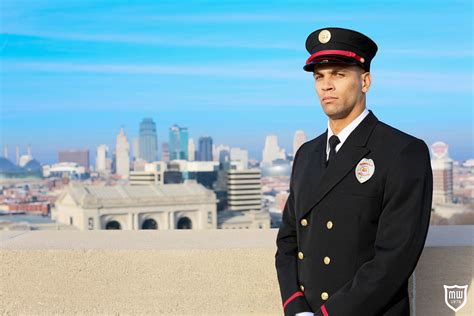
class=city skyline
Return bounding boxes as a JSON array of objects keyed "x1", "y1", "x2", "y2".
[{"x1": 1, "y1": 0, "x2": 472, "y2": 163}]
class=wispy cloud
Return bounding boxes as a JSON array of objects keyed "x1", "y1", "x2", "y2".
[
  {"x1": 4, "y1": 60, "x2": 305, "y2": 79},
  {"x1": 1, "y1": 31, "x2": 299, "y2": 50}
]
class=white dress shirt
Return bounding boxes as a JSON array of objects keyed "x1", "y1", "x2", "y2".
[{"x1": 326, "y1": 108, "x2": 369, "y2": 160}]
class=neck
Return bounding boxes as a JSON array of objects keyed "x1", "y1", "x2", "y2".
[{"x1": 329, "y1": 105, "x2": 366, "y2": 135}]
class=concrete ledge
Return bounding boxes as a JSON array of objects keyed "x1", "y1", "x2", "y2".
[{"x1": 1, "y1": 226, "x2": 473, "y2": 315}]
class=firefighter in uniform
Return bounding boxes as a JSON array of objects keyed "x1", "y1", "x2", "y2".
[{"x1": 275, "y1": 27, "x2": 433, "y2": 316}]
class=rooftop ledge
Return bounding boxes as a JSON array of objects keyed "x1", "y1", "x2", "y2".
[{"x1": 1, "y1": 226, "x2": 473, "y2": 315}]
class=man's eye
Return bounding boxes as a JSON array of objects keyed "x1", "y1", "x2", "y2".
[
  {"x1": 314, "y1": 75, "x2": 322, "y2": 80},
  {"x1": 337, "y1": 73, "x2": 345, "y2": 77}
]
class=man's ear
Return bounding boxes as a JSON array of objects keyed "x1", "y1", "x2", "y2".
[{"x1": 361, "y1": 72, "x2": 372, "y2": 93}]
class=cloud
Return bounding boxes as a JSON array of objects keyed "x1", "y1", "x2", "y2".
[{"x1": 4, "y1": 60, "x2": 305, "y2": 79}]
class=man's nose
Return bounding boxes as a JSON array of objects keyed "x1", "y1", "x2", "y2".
[{"x1": 320, "y1": 78, "x2": 335, "y2": 91}]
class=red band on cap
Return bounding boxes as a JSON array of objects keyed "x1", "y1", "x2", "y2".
[
  {"x1": 306, "y1": 49, "x2": 364, "y2": 64},
  {"x1": 283, "y1": 291, "x2": 304, "y2": 310},
  {"x1": 321, "y1": 305, "x2": 329, "y2": 316}
]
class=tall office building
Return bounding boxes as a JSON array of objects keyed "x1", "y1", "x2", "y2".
[
  {"x1": 198, "y1": 136, "x2": 213, "y2": 161},
  {"x1": 132, "y1": 138, "x2": 140, "y2": 161},
  {"x1": 139, "y1": 118, "x2": 158, "y2": 162},
  {"x1": 115, "y1": 127, "x2": 130, "y2": 179},
  {"x1": 3, "y1": 146, "x2": 8, "y2": 159},
  {"x1": 58, "y1": 149, "x2": 90, "y2": 171},
  {"x1": 227, "y1": 169, "x2": 262, "y2": 212},
  {"x1": 431, "y1": 141, "x2": 453, "y2": 204},
  {"x1": 213, "y1": 144, "x2": 230, "y2": 162},
  {"x1": 262, "y1": 135, "x2": 286, "y2": 166},
  {"x1": 96, "y1": 145, "x2": 108, "y2": 173},
  {"x1": 169, "y1": 124, "x2": 188, "y2": 160},
  {"x1": 230, "y1": 147, "x2": 248, "y2": 170},
  {"x1": 293, "y1": 130, "x2": 307, "y2": 157},
  {"x1": 188, "y1": 138, "x2": 196, "y2": 161},
  {"x1": 162, "y1": 142, "x2": 170, "y2": 162}
]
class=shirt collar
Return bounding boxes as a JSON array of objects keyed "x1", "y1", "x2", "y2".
[{"x1": 326, "y1": 108, "x2": 369, "y2": 156}]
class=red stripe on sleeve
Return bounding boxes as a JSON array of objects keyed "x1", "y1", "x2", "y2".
[{"x1": 283, "y1": 291, "x2": 304, "y2": 310}]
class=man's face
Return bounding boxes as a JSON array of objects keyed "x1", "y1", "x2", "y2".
[{"x1": 313, "y1": 64, "x2": 369, "y2": 120}]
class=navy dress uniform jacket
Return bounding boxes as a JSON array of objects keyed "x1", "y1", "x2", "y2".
[{"x1": 275, "y1": 110, "x2": 433, "y2": 316}]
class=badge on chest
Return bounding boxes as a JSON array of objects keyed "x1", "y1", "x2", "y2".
[{"x1": 355, "y1": 158, "x2": 375, "y2": 183}]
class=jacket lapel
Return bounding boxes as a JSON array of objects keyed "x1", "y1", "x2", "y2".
[{"x1": 297, "y1": 110, "x2": 379, "y2": 221}]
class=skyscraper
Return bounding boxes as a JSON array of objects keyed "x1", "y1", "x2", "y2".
[
  {"x1": 188, "y1": 138, "x2": 195, "y2": 161},
  {"x1": 230, "y1": 147, "x2": 248, "y2": 170},
  {"x1": 198, "y1": 136, "x2": 213, "y2": 161},
  {"x1": 132, "y1": 138, "x2": 140, "y2": 161},
  {"x1": 162, "y1": 142, "x2": 170, "y2": 162},
  {"x1": 115, "y1": 127, "x2": 130, "y2": 179},
  {"x1": 431, "y1": 141, "x2": 453, "y2": 204},
  {"x1": 96, "y1": 145, "x2": 108, "y2": 173},
  {"x1": 58, "y1": 149, "x2": 90, "y2": 171},
  {"x1": 262, "y1": 135, "x2": 286, "y2": 166},
  {"x1": 169, "y1": 124, "x2": 188, "y2": 160},
  {"x1": 139, "y1": 118, "x2": 158, "y2": 162},
  {"x1": 293, "y1": 130, "x2": 307, "y2": 157}
]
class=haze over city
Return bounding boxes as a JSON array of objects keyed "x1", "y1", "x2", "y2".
[{"x1": 1, "y1": 0, "x2": 473, "y2": 163}]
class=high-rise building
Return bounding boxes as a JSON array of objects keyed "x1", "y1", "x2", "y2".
[
  {"x1": 262, "y1": 135, "x2": 286, "y2": 166},
  {"x1": 3, "y1": 146, "x2": 8, "y2": 159},
  {"x1": 96, "y1": 145, "x2": 108, "y2": 173},
  {"x1": 115, "y1": 127, "x2": 130, "y2": 179},
  {"x1": 198, "y1": 136, "x2": 213, "y2": 161},
  {"x1": 169, "y1": 124, "x2": 188, "y2": 160},
  {"x1": 230, "y1": 147, "x2": 248, "y2": 170},
  {"x1": 162, "y1": 142, "x2": 170, "y2": 162},
  {"x1": 188, "y1": 138, "x2": 195, "y2": 161},
  {"x1": 431, "y1": 141, "x2": 453, "y2": 204},
  {"x1": 227, "y1": 169, "x2": 262, "y2": 212},
  {"x1": 132, "y1": 138, "x2": 140, "y2": 161},
  {"x1": 58, "y1": 149, "x2": 90, "y2": 171},
  {"x1": 213, "y1": 144, "x2": 230, "y2": 162},
  {"x1": 139, "y1": 118, "x2": 158, "y2": 162},
  {"x1": 293, "y1": 130, "x2": 307, "y2": 157}
]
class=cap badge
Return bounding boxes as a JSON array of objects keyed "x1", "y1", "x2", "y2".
[
  {"x1": 355, "y1": 158, "x2": 375, "y2": 183},
  {"x1": 318, "y1": 30, "x2": 331, "y2": 43}
]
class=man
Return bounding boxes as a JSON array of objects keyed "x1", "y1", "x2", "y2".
[{"x1": 275, "y1": 27, "x2": 433, "y2": 316}]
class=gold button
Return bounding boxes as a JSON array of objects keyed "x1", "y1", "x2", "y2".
[
  {"x1": 324, "y1": 256, "x2": 331, "y2": 265},
  {"x1": 298, "y1": 251, "x2": 304, "y2": 260},
  {"x1": 326, "y1": 221, "x2": 333, "y2": 229},
  {"x1": 321, "y1": 292, "x2": 329, "y2": 300},
  {"x1": 300, "y1": 284, "x2": 305, "y2": 292},
  {"x1": 300, "y1": 218, "x2": 308, "y2": 226}
]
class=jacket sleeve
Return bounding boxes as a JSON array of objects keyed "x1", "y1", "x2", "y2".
[
  {"x1": 316, "y1": 139, "x2": 433, "y2": 316},
  {"x1": 275, "y1": 146, "x2": 313, "y2": 315}
]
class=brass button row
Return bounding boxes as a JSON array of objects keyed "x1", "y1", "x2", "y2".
[{"x1": 300, "y1": 219, "x2": 333, "y2": 229}]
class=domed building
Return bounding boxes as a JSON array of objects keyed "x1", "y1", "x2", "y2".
[
  {"x1": 260, "y1": 159, "x2": 292, "y2": 177},
  {"x1": 0, "y1": 157, "x2": 43, "y2": 180},
  {"x1": 23, "y1": 159, "x2": 43, "y2": 178}
]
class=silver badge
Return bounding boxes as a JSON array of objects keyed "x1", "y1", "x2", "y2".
[{"x1": 355, "y1": 158, "x2": 375, "y2": 183}]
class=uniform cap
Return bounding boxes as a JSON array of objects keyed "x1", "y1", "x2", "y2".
[{"x1": 303, "y1": 27, "x2": 378, "y2": 72}]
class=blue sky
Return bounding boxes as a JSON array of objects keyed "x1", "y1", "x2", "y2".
[{"x1": 1, "y1": 0, "x2": 472, "y2": 164}]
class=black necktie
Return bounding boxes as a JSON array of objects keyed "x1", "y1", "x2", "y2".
[{"x1": 327, "y1": 135, "x2": 340, "y2": 167}]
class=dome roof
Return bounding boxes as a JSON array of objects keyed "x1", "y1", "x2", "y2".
[
  {"x1": 0, "y1": 157, "x2": 23, "y2": 173},
  {"x1": 24, "y1": 159, "x2": 42, "y2": 172}
]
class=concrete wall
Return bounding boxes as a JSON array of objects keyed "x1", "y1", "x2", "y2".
[{"x1": 1, "y1": 226, "x2": 472, "y2": 315}]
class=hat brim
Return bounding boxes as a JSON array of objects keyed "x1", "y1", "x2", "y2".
[{"x1": 303, "y1": 55, "x2": 364, "y2": 72}]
